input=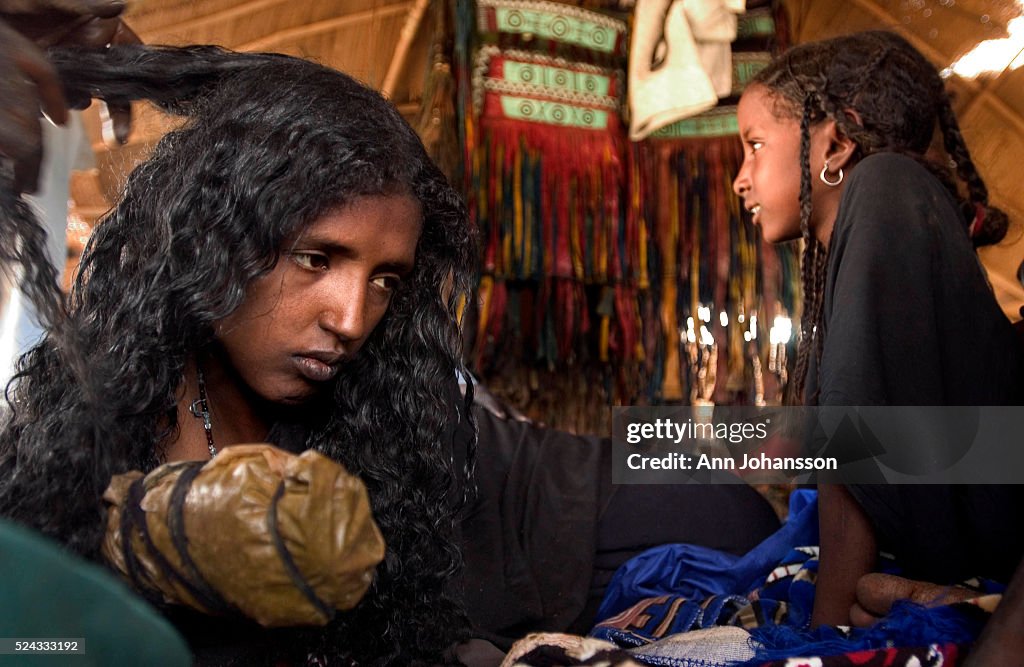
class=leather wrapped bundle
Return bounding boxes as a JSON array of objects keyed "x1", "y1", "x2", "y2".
[{"x1": 102, "y1": 444, "x2": 385, "y2": 628}]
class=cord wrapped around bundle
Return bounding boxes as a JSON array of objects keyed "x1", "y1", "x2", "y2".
[{"x1": 101, "y1": 444, "x2": 385, "y2": 628}]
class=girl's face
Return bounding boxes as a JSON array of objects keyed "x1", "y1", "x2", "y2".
[
  {"x1": 214, "y1": 193, "x2": 422, "y2": 406},
  {"x1": 733, "y1": 85, "x2": 832, "y2": 244}
]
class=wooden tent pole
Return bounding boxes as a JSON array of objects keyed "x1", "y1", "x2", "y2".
[{"x1": 381, "y1": 0, "x2": 430, "y2": 99}]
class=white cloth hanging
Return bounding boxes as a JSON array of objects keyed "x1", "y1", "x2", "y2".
[{"x1": 628, "y1": 0, "x2": 746, "y2": 140}]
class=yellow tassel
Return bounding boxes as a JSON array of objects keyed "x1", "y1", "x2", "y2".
[
  {"x1": 661, "y1": 276, "x2": 682, "y2": 400},
  {"x1": 456, "y1": 292, "x2": 467, "y2": 327},
  {"x1": 477, "y1": 275, "x2": 493, "y2": 345},
  {"x1": 599, "y1": 315, "x2": 610, "y2": 362},
  {"x1": 639, "y1": 220, "x2": 649, "y2": 290},
  {"x1": 634, "y1": 298, "x2": 645, "y2": 362}
]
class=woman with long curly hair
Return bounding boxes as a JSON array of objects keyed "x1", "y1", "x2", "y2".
[{"x1": 0, "y1": 45, "x2": 475, "y2": 665}]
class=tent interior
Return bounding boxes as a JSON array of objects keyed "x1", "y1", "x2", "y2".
[
  {"x1": 2, "y1": 3, "x2": 1024, "y2": 664},
  {"x1": 76, "y1": 0, "x2": 1024, "y2": 222},
  {"x1": 31, "y1": 0, "x2": 1024, "y2": 429}
]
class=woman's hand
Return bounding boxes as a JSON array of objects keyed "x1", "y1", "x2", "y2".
[
  {"x1": 0, "y1": 0, "x2": 139, "y2": 192},
  {"x1": 0, "y1": 17, "x2": 66, "y2": 192}
]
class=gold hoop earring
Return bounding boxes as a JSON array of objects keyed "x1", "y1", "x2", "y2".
[{"x1": 819, "y1": 163, "x2": 844, "y2": 187}]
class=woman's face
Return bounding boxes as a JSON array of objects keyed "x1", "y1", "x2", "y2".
[
  {"x1": 214, "y1": 193, "x2": 422, "y2": 405},
  {"x1": 733, "y1": 85, "x2": 831, "y2": 244}
]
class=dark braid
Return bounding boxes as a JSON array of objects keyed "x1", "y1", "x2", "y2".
[
  {"x1": 789, "y1": 97, "x2": 818, "y2": 404},
  {"x1": 936, "y1": 95, "x2": 1009, "y2": 246},
  {"x1": 754, "y1": 30, "x2": 1012, "y2": 404},
  {"x1": 797, "y1": 96, "x2": 816, "y2": 234},
  {"x1": 810, "y1": 240, "x2": 828, "y2": 392}
]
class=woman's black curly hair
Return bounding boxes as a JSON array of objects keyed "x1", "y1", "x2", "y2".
[
  {"x1": 751, "y1": 30, "x2": 1010, "y2": 404},
  {"x1": 0, "y1": 45, "x2": 477, "y2": 665}
]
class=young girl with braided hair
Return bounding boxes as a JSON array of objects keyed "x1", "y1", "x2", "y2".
[{"x1": 732, "y1": 30, "x2": 1024, "y2": 629}]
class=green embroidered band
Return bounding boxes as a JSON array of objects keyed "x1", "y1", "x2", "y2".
[
  {"x1": 650, "y1": 107, "x2": 739, "y2": 139},
  {"x1": 478, "y1": 0, "x2": 627, "y2": 55},
  {"x1": 499, "y1": 95, "x2": 610, "y2": 129}
]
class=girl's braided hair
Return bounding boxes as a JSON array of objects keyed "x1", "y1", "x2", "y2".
[{"x1": 752, "y1": 30, "x2": 1009, "y2": 403}]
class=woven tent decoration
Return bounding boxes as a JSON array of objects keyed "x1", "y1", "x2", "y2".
[
  {"x1": 629, "y1": 4, "x2": 801, "y2": 408},
  {"x1": 456, "y1": 0, "x2": 801, "y2": 432}
]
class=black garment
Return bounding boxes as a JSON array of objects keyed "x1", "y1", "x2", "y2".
[
  {"x1": 807, "y1": 152, "x2": 1024, "y2": 583},
  {"x1": 810, "y1": 152, "x2": 1022, "y2": 407},
  {"x1": 461, "y1": 406, "x2": 780, "y2": 648}
]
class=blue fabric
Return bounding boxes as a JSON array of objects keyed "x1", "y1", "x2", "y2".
[
  {"x1": 742, "y1": 601, "x2": 989, "y2": 664},
  {"x1": 590, "y1": 546, "x2": 819, "y2": 647},
  {"x1": 591, "y1": 595, "x2": 754, "y2": 648},
  {"x1": 755, "y1": 545, "x2": 819, "y2": 629},
  {"x1": 595, "y1": 489, "x2": 819, "y2": 622},
  {"x1": 590, "y1": 488, "x2": 998, "y2": 664}
]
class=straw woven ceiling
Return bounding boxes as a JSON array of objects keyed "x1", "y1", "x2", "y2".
[
  {"x1": 73, "y1": 0, "x2": 433, "y2": 212},
  {"x1": 125, "y1": 0, "x2": 427, "y2": 97}
]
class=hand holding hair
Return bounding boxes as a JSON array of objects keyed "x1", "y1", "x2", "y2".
[
  {"x1": 0, "y1": 0, "x2": 139, "y2": 192},
  {"x1": 0, "y1": 18, "x2": 66, "y2": 192},
  {"x1": 0, "y1": 0, "x2": 125, "y2": 17}
]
